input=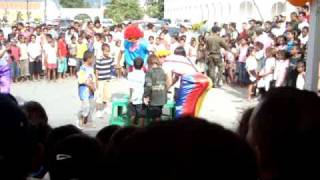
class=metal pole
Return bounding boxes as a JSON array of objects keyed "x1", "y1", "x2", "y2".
[
  {"x1": 305, "y1": 0, "x2": 320, "y2": 92},
  {"x1": 252, "y1": 0, "x2": 264, "y2": 22},
  {"x1": 27, "y1": 0, "x2": 29, "y2": 23},
  {"x1": 44, "y1": 0, "x2": 47, "y2": 23}
]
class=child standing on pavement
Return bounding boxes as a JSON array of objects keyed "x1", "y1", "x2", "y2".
[
  {"x1": 18, "y1": 35, "x2": 29, "y2": 81},
  {"x1": 95, "y1": 43, "x2": 113, "y2": 118},
  {"x1": 68, "y1": 36, "x2": 77, "y2": 77},
  {"x1": 78, "y1": 51, "x2": 96, "y2": 126},
  {"x1": 43, "y1": 34, "x2": 58, "y2": 82},
  {"x1": 9, "y1": 39, "x2": 20, "y2": 82},
  {"x1": 144, "y1": 55, "x2": 167, "y2": 122},
  {"x1": 57, "y1": 33, "x2": 68, "y2": 80},
  {"x1": 128, "y1": 57, "x2": 146, "y2": 127}
]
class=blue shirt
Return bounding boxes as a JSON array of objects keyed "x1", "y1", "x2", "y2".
[
  {"x1": 78, "y1": 65, "x2": 96, "y2": 101},
  {"x1": 124, "y1": 39, "x2": 149, "y2": 66}
]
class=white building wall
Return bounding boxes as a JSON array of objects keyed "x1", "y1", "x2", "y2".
[{"x1": 165, "y1": 0, "x2": 297, "y2": 25}]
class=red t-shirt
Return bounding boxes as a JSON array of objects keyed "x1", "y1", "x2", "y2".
[
  {"x1": 58, "y1": 39, "x2": 68, "y2": 57},
  {"x1": 10, "y1": 46, "x2": 20, "y2": 62}
]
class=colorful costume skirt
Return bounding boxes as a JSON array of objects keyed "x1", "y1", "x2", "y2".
[{"x1": 0, "y1": 65, "x2": 11, "y2": 94}]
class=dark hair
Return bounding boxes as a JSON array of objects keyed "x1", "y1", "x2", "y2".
[
  {"x1": 0, "y1": 94, "x2": 33, "y2": 179},
  {"x1": 174, "y1": 46, "x2": 187, "y2": 57},
  {"x1": 105, "y1": 117, "x2": 258, "y2": 180},
  {"x1": 148, "y1": 36, "x2": 155, "y2": 41},
  {"x1": 134, "y1": 57, "x2": 144, "y2": 69},
  {"x1": 254, "y1": 41, "x2": 264, "y2": 50},
  {"x1": 47, "y1": 125, "x2": 83, "y2": 179},
  {"x1": 246, "y1": 46, "x2": 255, "y2": 57},
  {"x1": 276, "y1": 50, "x2": 290, "y2": 60},
  {"x1": 102, "y1": 43, "x2": 110, "y2": 51},
  {"x1": 212, "y1": 26, "x2": 221, "y2": 33},
  {"x1": 83, "y1": 51, "x2": 94, "y2": 62},
  {"x1": 237, "y1": 107, "x2": 255, "y2": 140},
  {"x1": 50, "y1": 134, "x2": 102, "y2": 180},
  {"x1": 96, "y1": 125, "x2": 121, "y2": 151},
  {"x1": 249, "y1": 88, "x2": 320, "y2": 179},
  {"x1": 46, "y1": 34, "x2": 53, "y2": 40},
  {"x1": 147, "y1": 23, "x2": 154, "y2": 30}
]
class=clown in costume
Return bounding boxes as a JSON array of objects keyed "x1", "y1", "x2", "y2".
[
  {"x1": 118, "y1": 25, "x2": 149, "y2": 72},
  {"x1": 0, "y1": 43, "x2": 11, "y2": 94},
  {"x1": 161, "y1": 50, "x2": 212, "y2": 118}
]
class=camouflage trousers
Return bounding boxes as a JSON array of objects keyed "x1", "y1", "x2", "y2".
[{"x1": 206, "y1": 54, "x2": 224, "y2": 87}]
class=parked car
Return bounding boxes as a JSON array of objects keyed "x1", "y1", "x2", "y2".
[{"x1": 102, "y1": 19, "x2": 114, "y2": 27}]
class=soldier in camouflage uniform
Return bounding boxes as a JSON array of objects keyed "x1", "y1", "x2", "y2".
[{"x1": 205, "y1": 26, "x2": 229, "y2": 88}]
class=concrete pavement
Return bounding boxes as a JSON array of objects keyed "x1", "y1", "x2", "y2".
[{"x1": 11, "y1": 77, "x2": 256, "y2": 134}]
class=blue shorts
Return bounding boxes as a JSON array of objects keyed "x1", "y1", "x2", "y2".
[
  {"x1": 57, "y1": 57, "x2": 68, "y2": 73},
  {"x1": 10, "y1": 61, "x2": 20, "y2": 78}
]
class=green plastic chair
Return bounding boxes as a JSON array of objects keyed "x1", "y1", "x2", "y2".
[
  {"x1": 110, "y1": 95, "x2": 130, "y2": 126},
  {"x1": 162, "y1": 100, "x2": 175, "y2": 120}
]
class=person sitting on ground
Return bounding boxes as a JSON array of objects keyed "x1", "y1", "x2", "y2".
[
  {"x1": 105, "y1": 117, "x2": 258, "y2": 180},
  {"x1": 247, "y1": 87, "x2": 320, "y2": 180}
]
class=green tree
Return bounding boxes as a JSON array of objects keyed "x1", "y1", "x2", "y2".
[
  {"x1": 59, "y1": 0, "x2": 90, "y2": 8},
  {"x1": 16, "y1": 11, "x2": 24, "y2": 22},
  {"x1": 74, "y1": 14, "x2": 92, "y2": 22},
  {"x1": 105, "y1": 0, "x2": 143, "y2": 23},
  {"x1": 146, "y1": 0, "x2": 164, "y2": 19}
]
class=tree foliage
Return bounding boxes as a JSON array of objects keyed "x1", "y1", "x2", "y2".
[
  {"x1": 105, "y1": 0, "x2": 144, "y2": 23},
  {"x1": 74, "y1": 14, "x2": 92, "y2": 22},
  {"x1": 59, "y1": 0, "x2": 90, "y2": 8},
  {"x1": 146, "y1": 0, "x2": 164, "y2": 19}
]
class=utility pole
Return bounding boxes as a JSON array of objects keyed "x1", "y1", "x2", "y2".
[
  {"x1": 27, "y1": 0, "x2": 30, "y2": 23},
  {"x1": 44, "y1": 0, "x2": 47, "y2": 23}
]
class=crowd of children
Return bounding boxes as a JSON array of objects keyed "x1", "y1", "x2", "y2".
[{"x1": 0, "y1": 4, "x2": 318, "y2": 122}]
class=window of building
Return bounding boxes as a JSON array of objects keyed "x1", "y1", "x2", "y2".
[
  {"x1": 240, "y1": 1, "x2": 254, "y2": 16},
  {"x1": 272, "y1": 2, "x2": 286, "y2": 17}
]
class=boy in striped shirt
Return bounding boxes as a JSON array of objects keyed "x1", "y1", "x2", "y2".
[{"x1": 95, "y1": 43, "x2": 113, "y2": 118}]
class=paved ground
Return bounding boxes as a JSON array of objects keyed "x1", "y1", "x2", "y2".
[{"x1": 11, "y1": 77, "x2": 256, "y2": 134}]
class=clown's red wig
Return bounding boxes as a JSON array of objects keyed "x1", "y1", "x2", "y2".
[{"x1": 124, "y1": 25, "x2": 144, "y2": 40}]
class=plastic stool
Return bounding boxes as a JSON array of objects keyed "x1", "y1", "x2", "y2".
[
  {"x1": 110, "y1": 95, "x2": 130, "y2": 126},
  {"x1": 162, "y1": 100, "x2": 175, "y2": 120}
]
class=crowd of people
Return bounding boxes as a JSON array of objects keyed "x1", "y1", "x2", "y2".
[
  {"x1": 1, "y1": 4, "x2": 320, "y2": 179},
  {"x1": 0, "y1": 5, "x2": 318, "y2": 98}
]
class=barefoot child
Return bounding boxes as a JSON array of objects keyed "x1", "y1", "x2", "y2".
[
  {"x1": 68, "y1": 36, "x2": 77, "y2": 77},
  {"x1": 245, "y1": 47, "x2": 258, "y2": 101},
  {"x1": 78, "y1": 51, "x2": 96, "y2": 126},
  {"x1": 44, "y1": 34, "x2": 57, "y2": 81}
]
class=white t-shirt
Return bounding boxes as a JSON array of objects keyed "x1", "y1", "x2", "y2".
[
  {"x1": 94, "y1": 41, "x2": 103, "y2": 60},
  {"x1": 18, "y1": 43, "x2": 28, "y2": 60},
  {"x1": 296, "y1": 73, "x2": 305, "y2": 90},
  {"x1": 27, "y1": 42, "x2": 42, "y2": 62},
  {"x1": 246, "y1": 56, "x2": 257, "y2": 81},
  {"x1": 128, "y1": 70, "x2": 145, "y2": 105},
  {"x1": 44, "y1": 43, "x2": 58, "y2": 64},
  {"x1": 298, "y1": 21, "x2": 309, "y2": 31},
  {"x1": 0, "y1": 47, "x2": 9, "y2": 66},
  {"x1": 299, "y1": 35, "x2": 309, "y2": 45}
]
